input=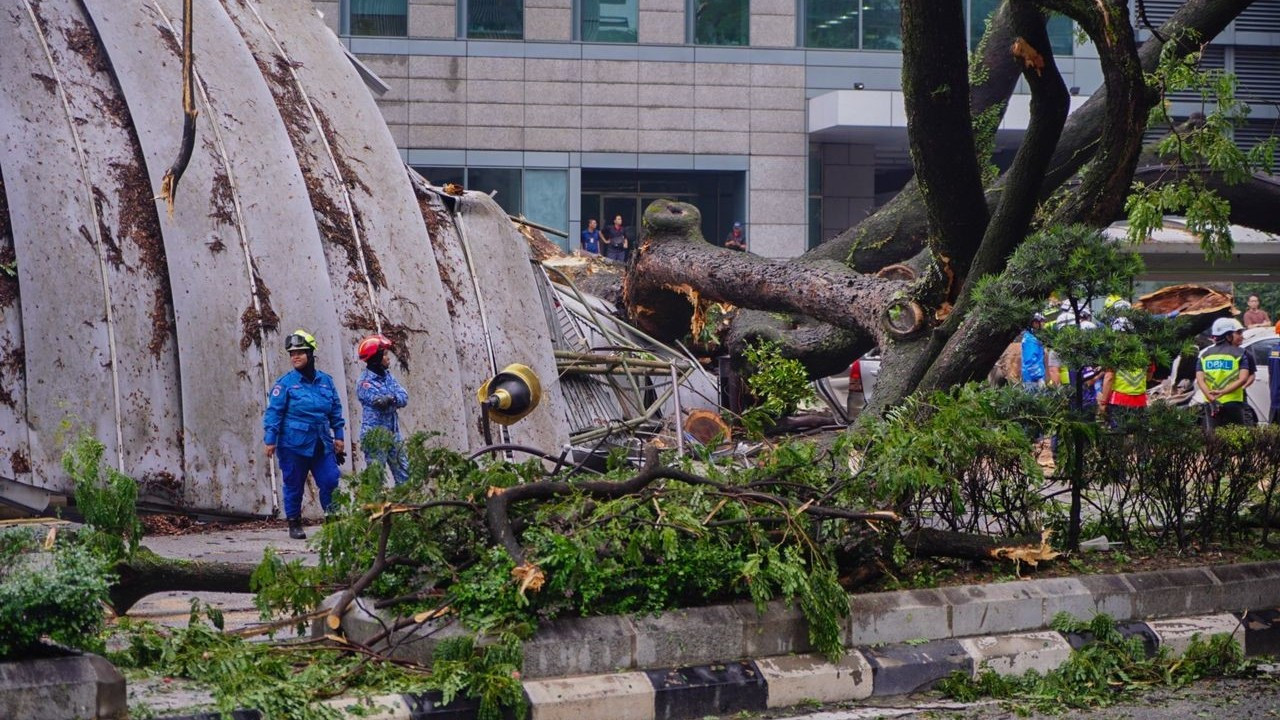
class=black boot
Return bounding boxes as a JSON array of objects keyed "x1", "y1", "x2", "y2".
[{"x1": 287, "y1": 518, "x2": 306, "y2": 540}]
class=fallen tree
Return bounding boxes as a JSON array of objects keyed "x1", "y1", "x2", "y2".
[{"x1": 623, "y1": 0, "x2": 1277, "y2": 412}]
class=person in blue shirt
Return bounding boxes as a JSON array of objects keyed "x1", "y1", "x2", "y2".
[
  {"x1": 1020, "y1": 313, "x2": 1048, "y2": 387},
  {"x1": 263, "y1": 330, "x2": 346, "y2": 540},
  {"x1": 580, "y1": 218, "x2": 602, "y2": 255},
  {"x1": 355, "y1": 334, "x2": 410, "y2": 485}
]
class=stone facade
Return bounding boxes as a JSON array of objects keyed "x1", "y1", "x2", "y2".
[{"x1": 330, "y1": 0, "x2": 822, "y2": 258}]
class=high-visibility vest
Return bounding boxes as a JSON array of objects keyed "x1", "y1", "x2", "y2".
[
  {"x1": 1199, "y1": 343, "x2": 1245, "y2": 403},
  {"x1": 1113, "y1": 367, "x2": 1147, "y2": 396}
]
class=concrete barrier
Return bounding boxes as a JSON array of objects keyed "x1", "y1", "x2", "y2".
[{"x1": 0, "y1": 653, "x2": 126, "y2": 720}]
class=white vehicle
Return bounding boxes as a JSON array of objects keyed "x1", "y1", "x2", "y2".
[
  {"x1": 1169, "y1": 327, "x2": 1278, "y2": 425},
  {"x1": 815, "y1": 348, "x2": 882, "y2": 422}
]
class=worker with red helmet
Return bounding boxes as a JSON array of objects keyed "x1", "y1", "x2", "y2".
[{"x1": 356, "y1": 333, "x2": 410, "y2": 485}]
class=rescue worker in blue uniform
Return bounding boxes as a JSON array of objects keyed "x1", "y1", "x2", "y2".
[
  {"x1": 263, "y1": 330, "x2": 346, "y2": 540},
  {"x1": 355, "y1": 334, "x2": 410, "y2": 485}
]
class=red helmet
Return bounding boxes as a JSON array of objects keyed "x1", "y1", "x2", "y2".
[{"x1": 357, "y1": 334, "x2": 393, "y2": 361}]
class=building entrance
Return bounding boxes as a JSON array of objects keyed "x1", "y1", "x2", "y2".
[{"x1": 580, "y1": 169, "x2": 744, "y2": 252}]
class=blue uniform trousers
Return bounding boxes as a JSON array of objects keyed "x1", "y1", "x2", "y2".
[
  {"x1": 363, "y1": 443, "x2": 410, "y2": 485},
  {"x1": 278, "y1": 445, "x2": 340, "y2": 519}
]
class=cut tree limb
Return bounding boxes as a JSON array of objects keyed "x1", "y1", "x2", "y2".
[
  {"x1": 109, "y1": 546, "x2": 257, "y2": 614},
  {"x1": 622, "y1": 200, "x2": 917, "y2": 347},
  {"x1": 901, "y1": 527, "x2": 1049, "y2": 563}
]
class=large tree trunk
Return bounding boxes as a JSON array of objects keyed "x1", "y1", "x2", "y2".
[{"x1": 624, "y1": 0, "x2": 1265, "y2": 416}]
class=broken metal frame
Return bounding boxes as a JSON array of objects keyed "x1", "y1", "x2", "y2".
[{"x1": 542, "y1": 265, "x2": 713, "y2": 454}]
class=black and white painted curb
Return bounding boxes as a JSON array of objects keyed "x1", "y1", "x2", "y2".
[
  {"x1": 149, "y1": 561, "x2": 1280, "y2": 720},
  {"x1": 156, "y1": 609, "x2": 1280, "y2": 720}
]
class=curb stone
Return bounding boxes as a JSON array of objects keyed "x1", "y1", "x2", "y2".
[
  {"x1": 154, "y1": 611, "x2": 1268, "y2": 720},
  {"x1": 331, "y1": 561, "x2": 1280, "y2": 677},
  {"x1": 141, "y1": 560, "x2": 1280, "y2": 720}
]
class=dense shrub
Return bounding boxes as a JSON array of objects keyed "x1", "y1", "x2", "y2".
[
  {"x1": 1084, "y1": 404, "x2": 1280, "y2": 549},
  {"x1": 0, "y1": 529, "x2": 113, "y2": 658}
]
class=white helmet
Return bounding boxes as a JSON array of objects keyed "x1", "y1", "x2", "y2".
[
  {"x1": 1111, "y1": 317, "x2": 1133, "y2": 332},
  {"x1": 1210, "y1": 317, "x2": 1244, "y2": 337}
]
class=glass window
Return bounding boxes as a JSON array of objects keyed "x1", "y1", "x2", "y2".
[
  {"x1": 968, "y1": 0, "x2": 998, "y2": 51},
  {"x1": 969, "y1": 1, "x2": 1073, "y2": 56},
  {"x1": 808, "y1": 197, "x2": 823, "y2": 250},
  {"x1": 1047, "y1": 12, "x2": 1074, "y2": 57},
  {"x1": 695, "y1": 0, "x2": 748, "y2": 46},
  {"x1": 414, "y1": 166, "x2": 466, "y2": 187},
  {"x1": 349, "y1": 0, "x2": 408, "y2": 36},
  {"x1": 523, "y1": 170, "x2": 569, "y2": 240},
  {"x1": 860, "y1": 0, "x2": 900, "y2": 50},
  {"x1": 581, "y1": 0, "x2": 637, "y2": 42},
  {"x1": 468, "y1": 168, "x2": 523, "y2": 215},
  {"x1": 805, "y1": 0, "x2": 857, "y2": 49},
  {"x1": 468, "y1": 0, "x2": 523, "y2": 39}
]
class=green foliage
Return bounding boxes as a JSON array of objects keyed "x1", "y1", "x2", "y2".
[
  {"x1": 428, "y1": 634, "x2": 527, "y2": 720},
  {"x1": 0, "y1": 529, "x2": 113, "y2": 658},
  {"x1": 110, "y1": 601, "x2": 435, "y2": 720},
  {"x1": 63, "y1": 431, "x2": 142, "y2": 562},
  {"x1": 250, "y1": 546, "x2": 324, "y2": 628},
  {"x1": 1071, "y1": 404, "x2": 1271, "y2": 550},
  {"x1": 1127, "y1": 33, "x2": 1277, "y2": 259},
  {"x1": 742, "y1": 545, "x2": 847, "y2": 659},
  {"x1": 972, "y1": 225, "x2": 1142, "y2": 337},
  {"x1": 247, "y1": 435, "x2": 864, "y2": 666},
  {"x1": 851, "y1": 383, "x2": 1054, "y2": 536},
  {"x1": 971, "y1": 102, "x2": 1006, "y2": 186},
  {"x1": 940, "y1": 614, "x2": 1251, "y2": 712},
  {"x1": 742, "y1": 339, "x2": 815, "y2": 420}
]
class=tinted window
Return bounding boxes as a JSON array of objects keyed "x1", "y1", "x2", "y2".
[
  {"x1": 469, "y1": 0, "x2": 523, "y2": 39},
  {"x1": 1250, "y1": 338, "x2": 1280, "y2": 367},
  {"x1": 350, "y1": 0, "x2": 408, "y2": 36},
  {"x1": 695, "y1": 0, "x2": 749, "y2": 45},
  {"x1": 581, "y1": 0, "x2": 637, "y2": 42},
  {"x1": 805, "y1": 0, "x2": 857, "y2": 49},
  {"x1": 861, "y1": 0, "x2": 900, "y2": 50}
]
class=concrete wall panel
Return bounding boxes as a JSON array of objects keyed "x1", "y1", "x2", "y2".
[
  {"x1": 247, "y1": 0, "x2": 468, "y2": 450},
  {"x1": 26, "y1": 0, "x2": 186, "y2": 494},
  {"x1": 83, "y1": 0, "x2": 279, "y2": 514},
  {"x1": 0, "y1": 4, "x2": 119, "y2": 488},
  {"x1": 0, "y1": 167, "x2": 30, "y2": 486}
]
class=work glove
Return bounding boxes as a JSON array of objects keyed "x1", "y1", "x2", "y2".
[{"x1": 336, "y1": 450, "x2": 347, "y2": 465}]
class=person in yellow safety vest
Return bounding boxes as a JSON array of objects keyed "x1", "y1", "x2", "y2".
[
  {"x1": 1098, "y1": 318, "x2": 1152, "y2": 429},
  {"x1": 1196, "y1": 317, "x2": 1254, "y2": 430}
]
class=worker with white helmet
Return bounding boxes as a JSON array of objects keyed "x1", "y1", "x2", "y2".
[{"x1": 1196, "y1": 317, "x2": 1253, "y2": 429}]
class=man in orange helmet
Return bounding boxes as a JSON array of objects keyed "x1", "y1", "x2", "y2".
[{"x1": 356, "y1": 334, "x2": 410, "y2": 485}]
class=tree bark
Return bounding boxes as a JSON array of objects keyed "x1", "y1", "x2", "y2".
[
  {"x1": 901, "y1": 527, "x2": 1047, "y2": 562},
  {"x1": 623, "y1": 201, "x2": 919, "y2": 348},
  {"x1": 109, "y1": 547, "x2": 257, "y2": 614},
  {"x1": 901, "y1": 0, "x2": 989, "y2": 290}
]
